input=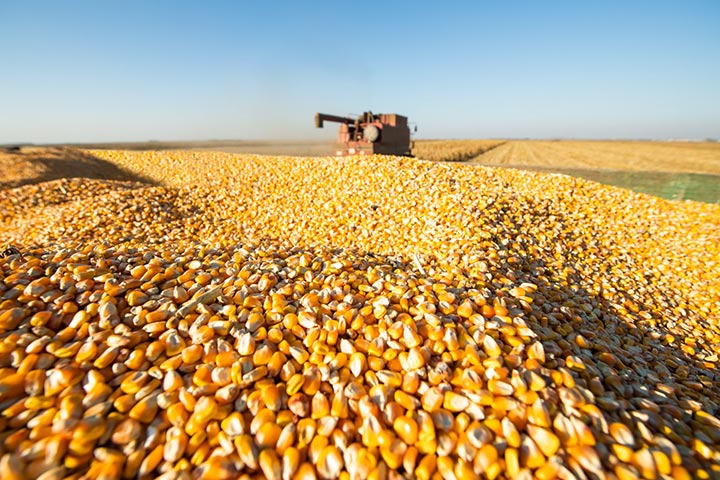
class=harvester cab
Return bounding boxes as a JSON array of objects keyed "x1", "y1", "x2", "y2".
[{"x1": 314, "y1": 111, "x2": 413, "y2": 156}]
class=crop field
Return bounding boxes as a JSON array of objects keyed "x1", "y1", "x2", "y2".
[
  {"x1": 470, "y1": 141, "x2": 720, "y2": 174},
  {"x1": 1, "y1": 146, "x2": 719, "y2": 479}
]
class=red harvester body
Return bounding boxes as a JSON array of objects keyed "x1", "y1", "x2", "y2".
[{"x1": 314, "y1": 111, "x2": 413, "y2": 156}]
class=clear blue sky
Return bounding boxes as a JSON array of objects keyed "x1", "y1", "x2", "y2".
[{"x1": 1, "y1": 0, "x2": 718, "y2": 142}]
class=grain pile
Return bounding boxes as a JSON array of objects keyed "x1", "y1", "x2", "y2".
[
  {"x1": 0, "y1": 147, "x2": 155, "y2": 190},
  {"x1": 1, "y1": 148, "x2": 719, "y2": 480}
]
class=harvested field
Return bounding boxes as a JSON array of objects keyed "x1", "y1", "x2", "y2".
[
  {"x1": 1, "y1": 147, "x2": 719, "y2": 479},
  {"x1": 470, "y1": 141, "x2": 720, "y2": 175}
]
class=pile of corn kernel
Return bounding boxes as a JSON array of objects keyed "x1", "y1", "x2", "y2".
[{"x1": 1, "y1": 149, "x2": 719, "y2": 480}]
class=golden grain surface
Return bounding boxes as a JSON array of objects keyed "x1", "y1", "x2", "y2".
[{"x1": 1, "y1": 148, "x2": 719, "y2": 480}]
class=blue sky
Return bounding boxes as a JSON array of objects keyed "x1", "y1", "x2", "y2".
[{"x1": 1, "y1": 0, "x2": 718, "y2": 142}]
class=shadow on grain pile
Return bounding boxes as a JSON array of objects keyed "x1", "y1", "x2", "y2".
[
  {"x1": 0, "y1": 146, "x2": 158, "y2": 190},
  {"x1": 533, "y1": 242, "x2": 719, "y2": 463},
  {"x1": 0, "y1": 147, "x2": 188, "y2": 249},
  {"x1": 480, "y1": 200, "x2": 718, "y2": 465}
]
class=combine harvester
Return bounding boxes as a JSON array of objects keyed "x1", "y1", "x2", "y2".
[{"x1": 315, "y1": 111, "x2": 413, "y2": 156}]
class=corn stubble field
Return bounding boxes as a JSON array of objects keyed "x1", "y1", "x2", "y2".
[
  {"x1": 465, "y1": 141, "x2": 720, "y2": 174},
  {"x1": 0, "y1": 144, "x2": 719, "y2": 480}
]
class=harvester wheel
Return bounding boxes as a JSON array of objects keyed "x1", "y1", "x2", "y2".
[{"x1": 363, "y1": 125, "x2": 380, "y2": 143}]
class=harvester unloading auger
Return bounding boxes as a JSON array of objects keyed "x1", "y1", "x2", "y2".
[{"x1": 314, "y1": 111, "x2": 413, "y2": 156}]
